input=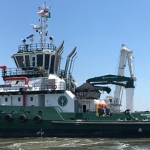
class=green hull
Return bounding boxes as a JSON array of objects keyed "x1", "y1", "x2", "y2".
[{"x1": 0, "y1": 106, "x2": 149, "y2": 138}]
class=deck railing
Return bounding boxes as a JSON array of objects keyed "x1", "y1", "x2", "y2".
[
  {"x1": 0, "y1": 81, "x2": 66, "y2": 93},
  {"x1": 18, "y1": 43, "x2": 57, "y2": 52},
  {"x1": 2, "y1": 68, "x2": 49, "y2": 78}
]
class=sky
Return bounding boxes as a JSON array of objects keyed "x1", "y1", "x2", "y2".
[{"x1": 0, "y1": 0, "x2": 150, "y2": 111}]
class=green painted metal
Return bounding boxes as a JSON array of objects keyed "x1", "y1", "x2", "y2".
[
  {"x1": 0, "y1": 105, "x2": 150, "y2": 138},
  {"x1": 86, "y1": 74, "x2": 135, "y2": 88}
]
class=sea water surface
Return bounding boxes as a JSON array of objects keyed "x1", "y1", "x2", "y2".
[{"x1": 0, "y1": 138, "x2": 149, "y2": 150}]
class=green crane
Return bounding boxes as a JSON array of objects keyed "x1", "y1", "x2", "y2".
[{"x1": 86, "y1": 74, "x2": 135, "y2": 89}]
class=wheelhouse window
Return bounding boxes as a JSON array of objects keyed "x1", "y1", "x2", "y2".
[
  {"x1": 25, "y1": 55, "x2": 30, "y2": 67},
  {"x1": 15, "y1": 56, "x2": 24, "y2": 68},
  {"x1": 32, "y1": 57, "x2": 35, "y2": 67},
  {"x1": 14, "y1": 58, "x2": 18, "y2": 67},
  {"x1": 37, "y1": 54, "x2": 43, "y2": 67},
  {"x1": 50, "y1": 55, "x2": 55, "y2": 73},
  {"x1": 45, "y1": 54, "x2": 50, "y2": 70}
]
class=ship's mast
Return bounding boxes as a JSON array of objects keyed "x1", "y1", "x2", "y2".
[{"x1": 37, "y1": 2, "x2": 50, "y2": 48}]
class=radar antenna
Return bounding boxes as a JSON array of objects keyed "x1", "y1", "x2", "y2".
[{"x1": 26, "y1": 34, "x2": 34, "y2": 44}]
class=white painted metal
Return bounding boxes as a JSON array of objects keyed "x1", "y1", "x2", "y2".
[
  {"x1": 113, "y1": 44, "x2": 135, "y2": 112},
  {"x1": 0, "y1": 3, "x2": 79, "y2": 114},
  {"x1": 126, "y1": 88, "x2": 134, "y2": 112}
]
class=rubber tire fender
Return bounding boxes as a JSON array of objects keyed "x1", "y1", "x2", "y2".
[
  {"x1": 18, "y1": 114, "x2": 27, "y2": 123},
  {"x1": 33, "y1": 115, "x2": 42, "y2": 123},
  {"x1": 4, "y1": 114, "x2": 13, "y2": 122}
]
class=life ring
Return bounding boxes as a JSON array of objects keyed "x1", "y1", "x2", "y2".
[
  {"x1": 18, "y1": 114, "x2": 27, "y2": 123},
  {"x1": 51, "y1": 84, "x2": 57, "y2": 90},
  {"x1": 33, "y1": 115, "x2": 42, "y2": 123},
  {"x1": 4, "y1": 114, "x2": 13, "y2": 122}
]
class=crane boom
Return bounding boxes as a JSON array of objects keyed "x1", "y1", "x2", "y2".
[
  {"x1": 86, "y1": 75, "x2": 135, "y2": 88},
  {"x1": 117, "y1": 44, "x2": 134, "y2": 77},
  {"x1": 114, "y1": 45, "x2": 136, "y2": 111},
  {"x1": 86, "y1": 74, "x2": 135, "y2": 112}
]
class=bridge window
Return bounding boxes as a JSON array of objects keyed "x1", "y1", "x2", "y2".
[
  {"x1": 32, "y1": 57, "x2": 35, "y2": 67},
  {"x1": 45, "y1": 54, "x2": 50, "y2": 70},
  {"x1": 15, "y1": 56, "x2": 24, "y2": 68},
  {"x1": 50, "y1": 55, "x2": 55, "y2": 73},
  {"x1": 37, "y1": 54, "x2": 43, "y2": 67},
  {"x1": 25, "y1": 55, "x2": 30, "y2": 67},
  {"x1": 14, "y1": 58, "x2": 18, "y2": 67}
]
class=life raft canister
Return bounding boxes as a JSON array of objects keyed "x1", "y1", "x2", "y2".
[
  {"x1": 33, "y1": 115, "x2": 42, "y2": 123},
  {"x1": 18, "y1": 114, "x2": 27, "y2": 123},
  {"x1": 4, "y1": 114, "x2": 13, "y2": 122}
]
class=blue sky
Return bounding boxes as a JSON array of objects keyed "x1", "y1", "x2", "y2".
[{"x1": 0, "y1": 0, "x2": 150, "y2": 110}]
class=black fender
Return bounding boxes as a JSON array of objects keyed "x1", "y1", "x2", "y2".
[
  {"x1": 18, "y1": 114, "x2": 27, "y2": 123},
  {"x1": 33, "y1": 115, "x2": 42, "y2": 123},
  {"x1": 4, "y1": 114, "x2": 13, "y2": 122}
]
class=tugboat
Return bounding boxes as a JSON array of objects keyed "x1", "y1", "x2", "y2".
[{"x1": 0, "y1": 3, "x2": 150, "y2": 138}]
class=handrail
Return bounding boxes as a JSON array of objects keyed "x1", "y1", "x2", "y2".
[
  {"x1": 2, "y1": 68, "x2": 49, "y2": 77},
  {"x1": 18, "y1": 43, "x2": 57, "y2": 52},
  {"x1": 0, "y1": 82, "x2": 66, "y2": 92}
]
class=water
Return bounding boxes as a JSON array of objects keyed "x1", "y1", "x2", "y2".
[{"x1": 0, "y1": 138, "x2": 149, "y2": 150}]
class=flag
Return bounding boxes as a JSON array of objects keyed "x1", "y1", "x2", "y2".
[
  {"x1": 46, "y1": 12, "x2": 51, "y2": 18},
  {"x1": 37, "y1": 9, "x2": 44, "y2": 14},
  {"x1": 42, "y1": 12, "x2": 51, "y2": 18},
  {"x1": 37, "y1": 9, "x2": 50, "y2": 18}
]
